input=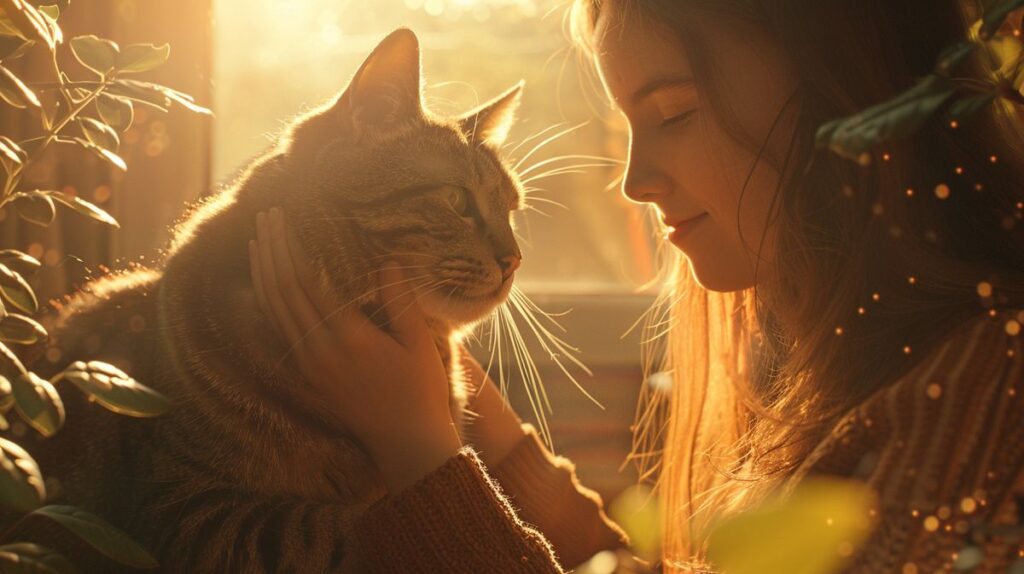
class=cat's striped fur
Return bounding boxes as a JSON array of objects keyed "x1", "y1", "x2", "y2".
[{"x1": 8, "y1": 29, "x2": 525, "y2": 572}]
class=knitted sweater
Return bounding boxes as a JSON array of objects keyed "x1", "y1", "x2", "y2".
[{"x1": 351, "y1": 308, "x2": 1024, "y2": 573}]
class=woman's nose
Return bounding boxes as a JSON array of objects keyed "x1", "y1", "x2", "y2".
[
  {"x1": 622, "y1": 166, "x2": 673, "y2": 204},
  {"x1": 622, "y1": 145, "x2": 673, "y2": 203}
]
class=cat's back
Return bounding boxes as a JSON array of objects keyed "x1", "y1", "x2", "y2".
[
  {"x1": 37, "y1": 268, "x2": 164, "y2": 381},
  {"x1": 17, "y1": 269, "x2": 166, "y2": 513}
]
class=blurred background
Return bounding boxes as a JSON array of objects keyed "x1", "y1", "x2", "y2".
[
  {"x1": 0, "y1": 0, "x2": 661, "y2": 505},
  {"x1": 215, "y1": 0, "x2": 659, "y2": 293}
]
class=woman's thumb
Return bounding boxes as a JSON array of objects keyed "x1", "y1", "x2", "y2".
[{"x1": 378, "y1": 263, "x2": 431, "y2": 347}]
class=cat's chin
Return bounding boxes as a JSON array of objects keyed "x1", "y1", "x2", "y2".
[{"x1": 419, "y1": 281, "x2": 512, "y2": 325}]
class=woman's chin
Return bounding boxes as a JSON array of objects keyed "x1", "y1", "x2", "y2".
[{"x1": 685, "y1": 254, "x2": 758, "y2": 293}]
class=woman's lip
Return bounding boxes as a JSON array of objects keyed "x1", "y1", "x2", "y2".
[{"x1": 667, "y1": 212, "x2": 709, "y2": 243}]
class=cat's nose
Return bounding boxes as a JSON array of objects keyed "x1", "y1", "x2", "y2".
[{"x1": 498, "y1": 254, "x2": 521, "y2": 281}]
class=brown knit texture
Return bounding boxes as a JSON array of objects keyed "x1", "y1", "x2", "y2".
[
  {"x1": 787, "y1": 309, "x2": 1024, "y2": 572},
  {"x1": 351, "y1": 447, "x2": 567, "y2": 573}
]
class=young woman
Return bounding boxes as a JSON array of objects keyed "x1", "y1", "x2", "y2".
[{"x1": 249, "y1": 0, "x2": 1024, "y2": 571}]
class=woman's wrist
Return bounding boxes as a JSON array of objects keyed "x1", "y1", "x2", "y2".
[
  {"x1": 464, "y1": 371, "x2": 529, "y2": 467},
  {"x1": 370, "y1": 422, "x2": 464, "y2": 494}
]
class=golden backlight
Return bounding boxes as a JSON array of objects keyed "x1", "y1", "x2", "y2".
[{"x1": 213, "y1": 0, "x2": 658, "y2": 293}]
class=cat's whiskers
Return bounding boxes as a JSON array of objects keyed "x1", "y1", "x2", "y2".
[
  {"x1": 477, "y1": 286, "x2": 596, "y2": 448},
  {"x1": 508, "y1": 287, "x2": 596, "y2": 396},
  {"x1": 512, "y1": 122, "x2": 588, "y2": 172},
  {"x1": 521, "y1": 194, "x2": 568, "y2": 211},
  {"x1": 498, "y1": 302, "x2": 553, "y2": 443},
  {"x1": 520, "y1": 162, "x2": 620, "y2": 186},
  {"x1": 503, "y1": 123, "x2": 568, "y2": 157},
  {"x1": 518, "y1": 154, "x2": 622, "y2": 178}
]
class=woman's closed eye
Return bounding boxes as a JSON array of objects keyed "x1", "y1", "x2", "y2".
[{"x1": 661, "y1": 109, "x2": 697, "y2": 127}]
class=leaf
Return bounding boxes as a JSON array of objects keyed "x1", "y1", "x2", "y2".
[
  {"x1": 817, "y1": 75, "x2": 956, "y2": 162},
  {"x1": 10, "y1": 191, "x2": 55, "y2": 226},
  {"x1": 0, "y1": 374, "x2": 13, "y2": 411},
  {"x1": 986, "y1": 33, "x2": 1024, "y2": 82},
  {"x1": 36, "y1": 5, "x2": 59, "y2": 20},
  {"x1": 106, "y1": 79, "x2": 169, "y2": 111},
  {"x1": 116, "y1": 43, "x2": 169, "y2": 74},
  {"x1": 69, "y1": 138, "x2": 126, "y2": 172},
  {"x1": 981, "y1": 0, "x2": 1024, "y2": 39},
  {"x1": 56, "y1": 361, "x2": 169, "y2": 417},
  {"x1": 0, "y1": 437, "x2": 44, "y2": 513},
  {"x1": 30, "y1": 505, "x2": 159, "y2": 569},
  {"x1": 0, "y1": 35, "x2": 33, "y2": 61},
  {"x1": 0, "y1": 340, "x2": 26, "y2": 378},
  {"x1": 0, "y1": 264, "x2": 36, "y2": 314},
  {"x1": 0, "y1": 0, "x2": 53, "y2": 48},
  {"x1": 0, "y1": 250, "x2": 41, "y2": 277},
  {"x1": 0, "y1": 313, "x2": 46, "y2": 345},
  {"x1": 0, "y1": 136, "x2": 25, "y2": 159},
  {"x1": 68, "y1": 35, "x2": 117, "y2": 76},
  {"x1": 0, "y1": 65, "x2": 40, "y2": 108},
  {"x1": 0, "y1": 135, "x2": 25, "y2": 167},
  {"x1": 95, "y1": 93, "x2": 133, "y2": 132},
  {"x1": 34, "y1": 0, "x2": 67, "y2": 13},
  {"x1": 111, "y1": 79, "x2": 211, "y2": 115},
  {"x1": 77, "y1": 117, "x2": 118, "y2": 152},
  {"x1": 949, "y1": 92, "x2": 998, "y2": 121},
  {"x1": 11, "y1": 371, "x2": 63, "y2": 437},
  {"x1": 706, "y1": 478, "x2": 877, "y2": 574},
  {"x1": 0, "y1": 543, "x2": 76, "y2": 574},
  {"x1": 161, "y1": 87, "x2": 212, "y2": 115},
  {"x1": 45, "y1": 191, "x2": 119, "y2": 227},
  {"x1": 936, "y1": 41, "x2": 977, "y2": 75},
  {"x1": 34, "y1": 4, "x2": 60, "y2": 45},
  {"x1": 608, "y1": 484, "x2": 661, "y2": 561}
]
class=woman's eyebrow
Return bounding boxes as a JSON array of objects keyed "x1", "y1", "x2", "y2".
[{"x1": 632, "y1": 76, "x2": 695, "y2": 106}]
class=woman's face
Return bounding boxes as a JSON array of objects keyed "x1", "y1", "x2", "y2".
[{"x1": 595, "y1": 8, "x2": 800, "y2": 292}]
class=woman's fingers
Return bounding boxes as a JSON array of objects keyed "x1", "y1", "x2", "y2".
[
  {"x1": 248, "y1": 239, "x2": 271, "y2": 319},
  {"x1": 266, "y1": 208, "x2": 326, "y2": 338},
  {"x1": 377, "y1": 263, "x2": 433, "y2": 350},
  {"x1": 284, "y1": 223, "x2": 335, "y2": 317},
  {"x1": 255, "y1": 212, "x2": 304, "y2": 347}
]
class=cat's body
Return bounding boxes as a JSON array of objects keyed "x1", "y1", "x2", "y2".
[{"x1": 8, "y1": 29, "x2": 525, "y2": 572}]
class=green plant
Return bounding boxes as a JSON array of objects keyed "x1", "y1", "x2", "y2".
[
  {"x1": 0, "y1": 0, "x2": 210, "y2": 569},
  {"x1": 816, "y1": 0, "x2": 1024, "y2": 163}
]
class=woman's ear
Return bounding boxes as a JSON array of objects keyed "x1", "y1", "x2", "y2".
[
  {"x1": 459, "y1": 81, "x2": 525, "y2": 148},
  {"x1": 334, "y1": 28, "x2": 424, "y2": 133}
]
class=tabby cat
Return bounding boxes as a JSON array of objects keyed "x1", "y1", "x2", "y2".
[{"x1": 12, "y1": 28, "x2": 525, "y2": 572}]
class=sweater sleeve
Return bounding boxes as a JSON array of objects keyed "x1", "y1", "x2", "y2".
[
  {"x1": 796, "y1": 311, "x2": 1024, "y2": 573},
  {"x1": 488, "y1": 424, "x2": 630, "y2": 568},
  {"x1": 347, "y1": 446, "x2": 567, "y2": 574}
]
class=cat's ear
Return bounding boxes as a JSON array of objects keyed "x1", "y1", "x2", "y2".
[
  {"x1": 335, "y1": 28, "x2": 423, "y2": 130},
  {"x1": 459, "y1": 81, "x2": 524, "y2": 148}
]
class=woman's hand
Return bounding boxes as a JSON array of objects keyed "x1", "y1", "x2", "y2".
[{"x1": 248, "y1": 207, "x2": 462, "y2": 493}]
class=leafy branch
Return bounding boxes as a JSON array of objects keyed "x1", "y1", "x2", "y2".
[
  {"x1": 816, "y1": 0, "x2": 1024, "y2": 163},
  {"x1": 0, "y1": 0, "x2": 211, "y2": 568}
]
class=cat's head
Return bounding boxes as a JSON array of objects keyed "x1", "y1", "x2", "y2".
[{"x1": 279, "y1": 29, "x2": 524, "y2": 326}]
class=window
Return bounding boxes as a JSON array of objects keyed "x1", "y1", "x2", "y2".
[{"x1": 213, "y1": 0, "x2": 659, "y2": 294}]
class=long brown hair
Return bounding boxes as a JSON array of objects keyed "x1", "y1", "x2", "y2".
[{"x1": 571, "y1": 0, "x2": 1024, "y2": 568}]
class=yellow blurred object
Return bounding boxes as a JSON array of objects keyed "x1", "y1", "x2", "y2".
[
  {"x1": 608, "y1": 484, "x2": 662, "y2": 562},
  {"x1": 705, "y1": 477, "x2": 878, "y2": 574}
]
